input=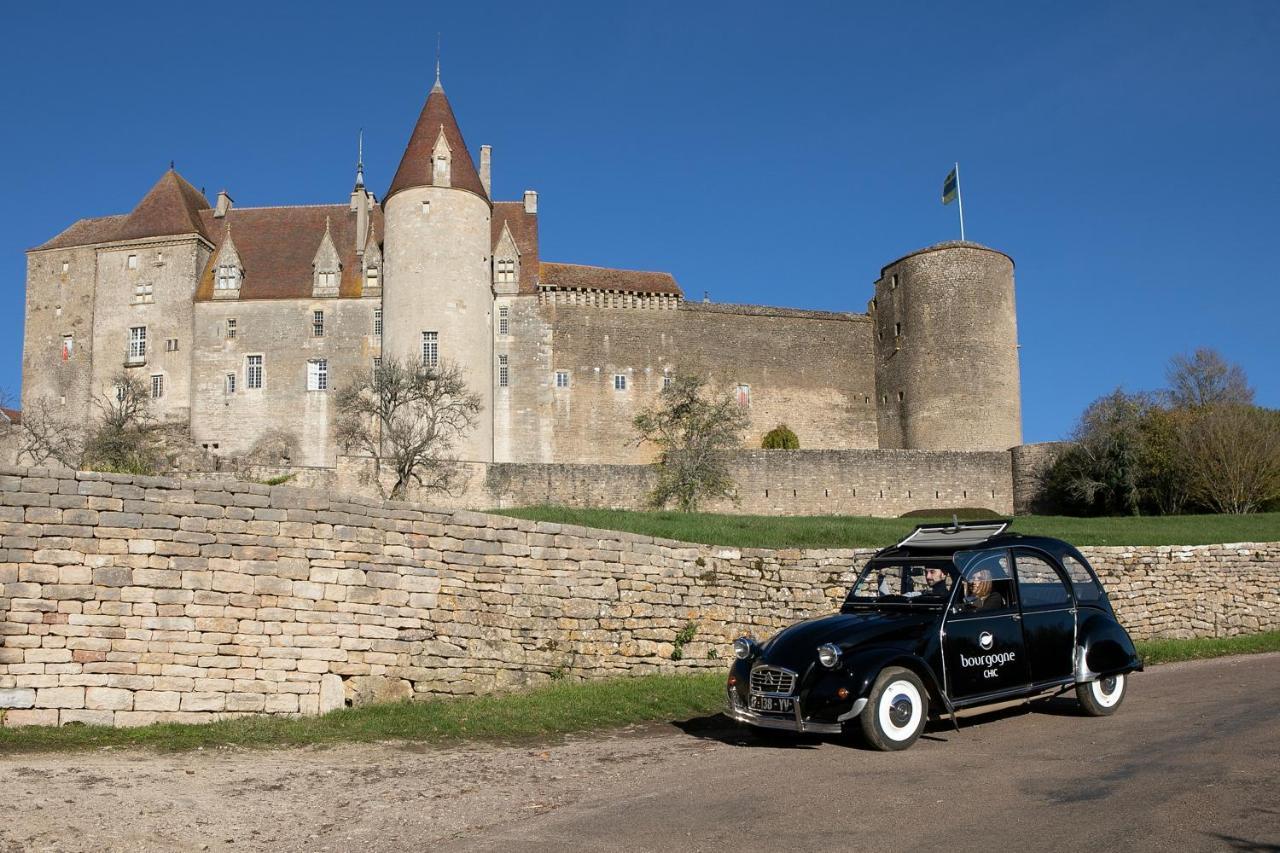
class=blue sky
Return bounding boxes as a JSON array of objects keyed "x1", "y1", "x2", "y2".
[{"x1": 2, "y1": 1, "x2": 1276, "y2": 442}]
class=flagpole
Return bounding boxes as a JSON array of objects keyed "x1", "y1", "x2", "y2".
[{"x1": 955, "y1": 161, "x2": 966, "y2": 241}]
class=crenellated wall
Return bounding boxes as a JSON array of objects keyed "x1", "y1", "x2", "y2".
[{"x1": 2, "y1": 466, "x2": 1275, "y2": 728}]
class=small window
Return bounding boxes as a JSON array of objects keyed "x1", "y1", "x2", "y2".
[
  {"x1": 421, "y1": 200, "x2": 431, "y2": 216},
  {"x1": 216, "y1": 265, "x2": 240, "y2": 290},
  {"x1": 555, "y1": 370, "x2": 570, "y2": 389},
  {"x1": 372, "y1": 356, "x2": 382, "y2": 378},
  {"x1": 663, "y1": 375, "x2": 673, "y2": 390},
  {"x1": 735, "y1": 384, "x2": 751, "y2": 408},
  {"x1": 150, "y1": 374, "x2": 164, "y2": 399},
  {"x1": 165, "y1": 338, "x2": 179, "y2": 353},
  {"x1": 61, "y1": 260, "x2": 69, "y2": 273},
  {"x1": 434, "y1": 157, "x2": 448, "y2": 178},
  {"x1": 313, "y1": 310, "x2": 324, "y2": 337},
  {"x1": 61, "y1": 335, "x2": 74, "y2": 360},
  {"x1": 495, "y1": 259, "x2": 516, "y2": 285},
  {"x1": 498, "y1": 354, "x2": 509, "y2": 388},
  {"x1": 128, "y1": 326, "x2": 147, "y2": 361},
  {"x1": 614, "y1": 374, "x2": 627, "y2": 391},
  {"x1": 891, "y1": 274, "x2": 898, "y2": 290},
  {"x1": 366, "y1": 267, "x2": 379, "y2": 288},
  {"x1": 127, "y1": 254, "x2": 138, "y2": 270},
  {"x1": 897, "y1": 391, "x2": 905, "y2": 402},
  {"x1": 134, "y1": 281, "x2": 153, "y2": 303},
  {"x1": 226, "y1": 318, "x2": 237, "y2": 338},
  {"x1": 225, "y1": 372, "x2": 236, "y2": 394},
  {"x1": 307, "y1": 358, "x2": 329, "y2": 391},
  {"x1": 373, "y1": 308, "x2": 382, "y2": 338},
  {"x1": 246, "y1": 354, "x2": 263, "y2": 389},
  {"x1": 1061, "y1": 554, "x2": 1103, "y2": 603},
  {"x1": 421, "y1": 331, "x2": 439, "y2": 367},
  {"x1": 497, "y1": 306, "x2": 509, "y2": 336},
  {"x1": 156, "y1": 250, "x2": 164, "y2": 265},
  {"x1": 894, "y1": 322, "x2": 901, "y2": 337}
]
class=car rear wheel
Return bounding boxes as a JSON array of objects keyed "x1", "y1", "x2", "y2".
[
  {"x1": 1076, "y1": 673, "x2": 1126, "y2": 716},
  {"x1": 859, "y1": 666, "x2": 927, "y2": 751}
]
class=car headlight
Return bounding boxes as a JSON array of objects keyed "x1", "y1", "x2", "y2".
[
  {"x1": 817, "y1": 643, "x2": 842, "y2": 668},
  {"x1": 733, "y1": 637, "x2": 756, "y2": 660}
]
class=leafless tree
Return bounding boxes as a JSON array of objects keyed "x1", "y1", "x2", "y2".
[
  {"x1": 1165, "y1": 348, "x2": 1254, "y2": 408},
  {"x1": 1177, "y1": 405, "x2": 1280, "y2": 514},
  {"x1": 81, "y1": 371, "x2": 163, "y2": 474},
  {"x1": 17, "y1": 396, "x2": 85, "y2": 469},
  {"x1": 633, "y1": 371, "x2": 749, "y2": 512},
  {"x1": 335, "y1": 357, "x2": 482, "y2": 500}
]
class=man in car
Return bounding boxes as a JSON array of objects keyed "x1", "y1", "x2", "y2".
[{"x1": 922, "y1": 566, "x2": 950, "y2": 596}]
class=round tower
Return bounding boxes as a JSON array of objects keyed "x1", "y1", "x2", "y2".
[
  {"x1": 871, "y1": 241, "x2": 1021, "y2": 452},
  {"x1": 382, "y1": 77, "x2": 494, "y2": 462}
]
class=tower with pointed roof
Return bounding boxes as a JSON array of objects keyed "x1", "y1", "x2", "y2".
[{"x1": 381, "y1": 70, "x2": 495, "y2": 462}]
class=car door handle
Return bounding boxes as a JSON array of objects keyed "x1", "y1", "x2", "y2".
[{"x1": 1011, "y1": 614, "x2": 1021, "y2": 621}]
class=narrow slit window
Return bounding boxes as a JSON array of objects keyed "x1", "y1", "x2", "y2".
[
  {"x1": 498, "y1": 354, "x2": 509, "y2": 388},
  {"x1": 421, "y1": 331, "x2": 438, "y2": 367}
]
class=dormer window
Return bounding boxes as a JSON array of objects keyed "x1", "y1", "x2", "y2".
[
  {"x1": 216, "y1": 265, "x2": 240, "y2": 290},
  {"x1": 317, "y1": 271, "x2": 337, "y2": 289},
  {"x1": 495, "y1": 259, "x2": 516, "y2": 285},
  {"x1": 434, "y1": 156, "x2": 448, "y2": 178},
  {"x1": 366, "y1": 266, "x2": 379, "y2": 288},
  {"x1": 431, "y1": 129, "x2": 452, "y2": 187}
]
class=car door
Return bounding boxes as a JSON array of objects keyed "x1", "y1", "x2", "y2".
[
  {"x1": 942, "y1": 549, "x2": 1031, "y2": 703},
  {"x1": 1012, "y1": 548, "x2": 1076, "y2": 686}
]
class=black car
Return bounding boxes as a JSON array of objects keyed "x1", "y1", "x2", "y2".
[{"x1": 725, "y1": 520, "x2": 1142, "y2": 750}]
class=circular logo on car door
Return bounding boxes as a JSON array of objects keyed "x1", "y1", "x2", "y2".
[{"x1": 979, "y1": 631, "x2": 994, "y2": 650}]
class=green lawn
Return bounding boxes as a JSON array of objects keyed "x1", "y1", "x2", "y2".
[
  {"x1": 492, "y1": 506, "x2": 1280, "y2": 549},
  {"x1": 0, "y1": 634, "x2": 1275, "y2": 753}
]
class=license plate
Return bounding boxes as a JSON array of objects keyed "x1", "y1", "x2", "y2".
[{"x1": 749, "y1": 694, "x2": 794, "y2": 714}]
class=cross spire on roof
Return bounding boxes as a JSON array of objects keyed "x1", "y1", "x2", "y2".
[
  {"x1": 354, "y1": 129, "x2": 365, "y2": 190},
  {"x1": 433, "y1": 33, "x2": 443, "y2": 92}
]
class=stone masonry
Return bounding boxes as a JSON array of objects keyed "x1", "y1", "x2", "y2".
[{"x1": 2, "y1": 465, "x2": 1275, "y2": 728}]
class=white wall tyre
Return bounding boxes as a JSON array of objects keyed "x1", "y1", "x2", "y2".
[
  {"x1": 1076, "y1": 673, "x2": 1127, "y2": 716},
  {"x1": 859, "y1": 666, "x2": 927, "y2": 751}
]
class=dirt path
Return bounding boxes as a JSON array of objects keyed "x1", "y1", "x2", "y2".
[{"x1": 3, "y1": 655, "x2": 1278, "y2": 853}]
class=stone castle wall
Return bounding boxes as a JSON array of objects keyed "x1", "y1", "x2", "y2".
[{"x1": 1, "y1": 466, "x2": 1276, "y2": 727}]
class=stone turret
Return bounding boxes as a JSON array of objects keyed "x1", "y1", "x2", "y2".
[
  {"x1": 381, "y1": 74, "x2": 494, "y2": 462},
  {"x1": 871, "y1": 241, "x2": 1022, "y2": 452}
]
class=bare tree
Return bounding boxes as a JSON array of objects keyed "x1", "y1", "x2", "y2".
[
  {"x1": 633, "y1": 371, "x2": 749, "y2": 512},
  {"x1": 1177, "y1": 405, "x2": 1280, "y2": 514},
  {"x1": 335, "y1": 357, "x2": 482, "y2": 500},
  {"x1": 1165, "y1": 348, "x2": 1254, "y2": 408},
  {"x1": 81, "y1": 371, "x2": 163, "y2": 474},
  {"x1": 17, "y1": 396, "x2": 85, "y2": 469}
]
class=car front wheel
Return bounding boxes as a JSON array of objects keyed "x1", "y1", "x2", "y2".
[
  {"x1": 859, "y1": 666, "x2": 927, "y2": 751},
  {"x1": 1075, "y1": 673, "x2": 1127, "y2": 716}
]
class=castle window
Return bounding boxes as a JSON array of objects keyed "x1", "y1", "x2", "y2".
[
  {"x1": 216, "y1": 265, "x2": 240, "y2": 290},
  {"x1": 226, "y1": 318, "x2": 237, "y2": 338},
  {"x1": 61, "y1": 335, "x2": 73, "y2": 360},
  {"x1": 421, "y1": 201, "x2": 431, "y2": 216},
  {"x1": 134, "y1": 281, "x2": 153, "y2": 303},
  {"x1": 894, "y1": 322, "x2": 901, "y2": 337},
  {"x1": 421, "y1": 331, "x2": 438, "y2": 367},
  {"x1": 246, "y1": 354, "x2": 263, "y2": 389},
  {"x1": 555, "y1": 370, "x2": 570, "y2": 389},
  {"x1": 62, "y1": 260, "x2": 69, "y2": 273},
  {"x1": 156, "y1": 250, "x2": 164, "y2": 265},
  {"x1": 150, "y1": 374, "x2": 164, "y2": 399},
  {"x1": 225, "y1": 372, "x2": 236, "y2": 394},
  {"x1": 498, "y1": 354, "x2": 509, "y2": 388},
  {"x1": 497, "y1": 306, "x2": 509, "y2": 336},
  {"x1": 614, "y1": 374, "x2": 627, "y2": 391},
  {"x1": 372, "y1": 357, "x2": 382, "y2": 378},
  {"x1": 736, "y1": 384, "x2": 751, "y2": 408},
  {"x1": 307, "y1": 359, "x2": 329, "y2": 391},
  {"x1": 663, "y1": 374, "x2": 673, "y2": 390},
  {"x1": 366, "y1": 266, "x2": 379, "y2": 288},
  {"x1": 373, "y1": 309, "x2": 382, "y2": 338},
  {"x1": 127, "y1": 326, "x2": 147, "y2": 362},
  {"x1": 127, "y1": 254, "x2": 138, "y2": 270},
  {"x1": 891, "y1": 274, "x2": 898, "y2": 290},
  {"x1": 165, "y1": 338, "x2": 178, "y2": 352},
  {"x1": 495, "y1": 259, "x2": 516, "y2": 285},
  {"x1": 313, "y1": 310, "x2": 324, "y2": 337},
  {"x1": 898, "y1": 391, "x2": 905, "y2": 402},
  {"x1": 434, "y1": 156, "x2": 448, "y2": 179},
  {"x1": 317, "y1": 271, "x2": 336, "y2": 290}
]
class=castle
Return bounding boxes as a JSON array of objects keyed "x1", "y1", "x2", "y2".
[{"x1": 21, "y1": 72, "x2": 1024, "y2": 502}]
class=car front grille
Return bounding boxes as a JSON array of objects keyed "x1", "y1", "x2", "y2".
[{"x1": 750, "y1": 666, "x2": 796, "y2": 695}]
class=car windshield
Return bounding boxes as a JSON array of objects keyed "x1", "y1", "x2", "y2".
[{"x1": 843, "y1": 559, "x2": 956, "y2": 608}]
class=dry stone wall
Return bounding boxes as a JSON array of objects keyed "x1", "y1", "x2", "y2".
[{"x1": 1, "y1": 465, "x2": 1276, "y2": 728}]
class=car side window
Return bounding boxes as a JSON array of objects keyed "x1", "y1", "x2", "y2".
[
  {"x1": 959, "y1": 551, "x2": 1014, "y2": 613},
  {"x1": 1013, "y1": 551, "x2": 1071, "y2": 609},
  {"x1": 1061, "y1": 554, "x2": 1103, "y2": 603}
]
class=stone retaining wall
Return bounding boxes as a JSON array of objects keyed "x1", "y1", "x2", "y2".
[{"x1": 1, "y1": 465, "x2": 1276, "y2": 728}]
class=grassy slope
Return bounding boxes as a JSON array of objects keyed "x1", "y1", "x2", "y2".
[
  {"x1": 492, "y1": 506, "x2": 1280, "y2": 549},
  {"x1": 1, "y1": 634, "x2": 1276, "y2": 754}
]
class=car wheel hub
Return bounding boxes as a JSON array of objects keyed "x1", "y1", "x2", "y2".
[{"x1": 888, "y1": 694, "x2": 913, "y2": 726}]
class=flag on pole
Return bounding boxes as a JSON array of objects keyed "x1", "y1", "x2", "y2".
[{"x1": 942, "y1": 167, "x2": 958, "y2": 205}]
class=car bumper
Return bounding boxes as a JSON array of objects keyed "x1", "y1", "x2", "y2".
[{"x1": 725, "y1": 687, "x2": 865, "y2": 735}]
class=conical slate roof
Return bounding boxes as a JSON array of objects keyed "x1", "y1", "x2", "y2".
[
  {"x1": 385, "y1": 81, "x2": 488, "y2": 203},
  {"x1": 113, "y1": 169, "x2": 212, "y2": 242}
]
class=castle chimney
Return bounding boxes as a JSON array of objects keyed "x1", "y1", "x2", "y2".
[
  {"x1": 523, "y1": 189, "x2": 538, "y2": 214},
  {"x1": 479, "y1": 145, "x2": 492, "y2": 197},
  {"x1": 352, "y1": 189, "x2": 369, "y2": 255},
  {"x1": 214, "y1": 190, "x2": 234, "y2": 219}
]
